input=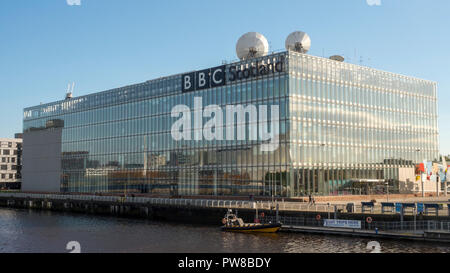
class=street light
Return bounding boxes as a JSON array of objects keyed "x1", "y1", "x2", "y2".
[{"x1": 385, "y1": 181, "x2": 389, "y2": 202}]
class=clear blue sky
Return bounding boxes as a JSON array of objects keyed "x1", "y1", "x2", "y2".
[{"x1": 0, "y1": 0, "x2": 449, "y2": 154}]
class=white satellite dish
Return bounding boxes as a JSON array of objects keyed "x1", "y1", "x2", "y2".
[
  {"x1": 330, "y1": 55, "x2": 345, "y2": 62},
  {"x1": 236, "y1": 32, "x2": 269, "y2": 60},
  {"x1": 285, "y1": 31, "x2": 311, "y2": 54}
]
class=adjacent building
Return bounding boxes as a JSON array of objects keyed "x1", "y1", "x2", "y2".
[
  {"x1": 21, "y1": 45, "x2": 439, "y2": 197},
  {"x1": 0, "y1": 136, "x2": 23, "y2": 190}
]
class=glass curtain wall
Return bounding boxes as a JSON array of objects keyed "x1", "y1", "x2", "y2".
[{"x1": 22, "y1": 51, "x2": 439, "y2": 197}]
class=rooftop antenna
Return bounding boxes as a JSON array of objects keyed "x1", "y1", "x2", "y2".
[
  {"x1": 359, "y1": 56, "x2": 372, "y2": 67},
  {"x1": 343, "y1": 54, "x2": 350, "y2": 63}
]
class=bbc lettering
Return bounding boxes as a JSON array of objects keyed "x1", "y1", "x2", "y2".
[
  {"x1": 197, "y1": 69, "x2": 210, "y2": 90},
  {"x1": 182, "y1": 73, "x2": 195, "y2": 92},
  {"x1": 182, "y1": 66, "x2": 226, "y2": 92}
]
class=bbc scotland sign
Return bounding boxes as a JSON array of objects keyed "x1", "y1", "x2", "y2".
[{"x1": 182, "y1": 56, "x2": 285, "y2": 92}]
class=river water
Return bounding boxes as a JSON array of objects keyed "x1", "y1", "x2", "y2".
[{"x1": 0, "y1": 208, "x2": 449, "y2": 253}]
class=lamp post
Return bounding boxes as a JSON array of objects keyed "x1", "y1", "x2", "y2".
[
  {"x1": 421, "y1": 174, "x2": 425, "y2": 198},
  {"x1": 385, "y1": 181, "x2": 389, "y2": 202},
  {"x1": 436, "y1": 175, "x2": 440, "y2": 198},
  {"x1": 445, "y1": 174, "x2": 448, "y2": 197}
]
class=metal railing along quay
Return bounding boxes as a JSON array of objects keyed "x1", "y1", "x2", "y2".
[
  {"x1": 0, "y1": 192, "x2": 330, "y2": 210},
  {"x1": 0, "y1": 192, "x2": 260, "y2": 209}
]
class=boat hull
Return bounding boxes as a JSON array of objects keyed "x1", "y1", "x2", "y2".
[{"x1": 221, "y1": 223, "x2": 281, "y2": 233}]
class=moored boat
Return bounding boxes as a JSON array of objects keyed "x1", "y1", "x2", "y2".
[{"x1": 221, "y1": 209, "x2": 281, "y2": 233}]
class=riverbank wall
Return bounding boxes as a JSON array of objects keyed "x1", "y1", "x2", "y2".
[{"x1": 3, "y1": 193, "x2": 450, "y2": 243}]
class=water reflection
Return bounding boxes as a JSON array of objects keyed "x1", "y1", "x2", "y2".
[{"x1": 0, "y1": 208, "x2": 449, "y2": 253}]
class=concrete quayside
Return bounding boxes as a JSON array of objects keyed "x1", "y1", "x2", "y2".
[{"x1": 1, "y1": 192, "x2": 450, "y2": 243}]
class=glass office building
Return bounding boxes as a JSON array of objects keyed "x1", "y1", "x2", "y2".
[{"x1": 22, "y1": 51, "x2": 439, "y2": 197}]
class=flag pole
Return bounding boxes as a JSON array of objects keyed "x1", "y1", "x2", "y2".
[{"x1": 443, "y1": 156, "x2": 448, "y2": 197}]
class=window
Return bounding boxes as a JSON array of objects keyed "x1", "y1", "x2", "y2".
[
  {"x1": 9, "y1": 174, "x2": 13, "y2": 179},
  {"x1": 3, "y1": 149, "x2": 10, "y2": 155},
  {"x1": 0, "y1": 165, "x2": 7, "y2": 170},
  {"x1": 1, "y1": 158, "x2": 5, "y2": 163}
]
